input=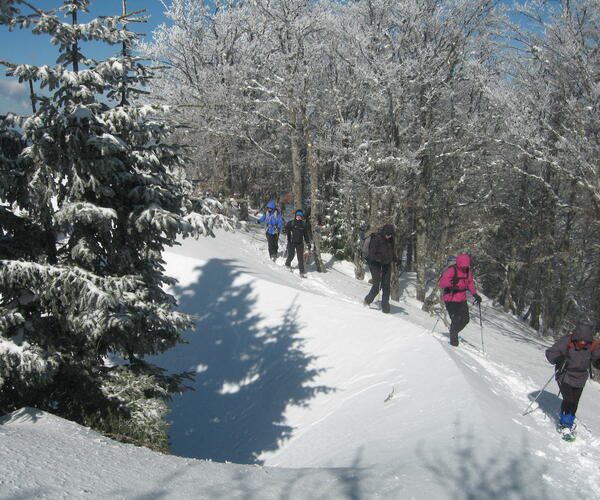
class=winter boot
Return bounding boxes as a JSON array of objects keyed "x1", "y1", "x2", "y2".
[
  {"x1": 449, "y1": 331, "x2": 459, "y2": 347},
  {"x1": 557, "y1": 412, "x2": 577, "y2": 441},
  {"x1": 559, "y1": 412, "x2": 576, "y2": 428}
]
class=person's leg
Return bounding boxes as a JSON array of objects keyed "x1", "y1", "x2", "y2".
[
  {"x1": 445, "y1": 301, "x2": 461, "y2": 346},
  {"x1": 285, "y1": 240, "x2": 293, "y2": 267},
  {"x1": 380, "y1": 264, "x2": 391, "y2": 313},
  {"x1": 559, "y1": 383, "x2": 584, "y2": 425},
  {"x1": 267, "y1": 233, "x2": 277, "y2": 259},
  {"x1": 364, "y1": 263, "x2": 382, "y2": 304},
  {"x1": 297, "y1": 243, "x2": 305, "y2": 274},
  {"x1": 454, "y1": 301, "x2": 470, "y2": 335}
]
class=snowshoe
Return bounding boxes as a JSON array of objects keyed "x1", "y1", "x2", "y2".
[{"x1": 557, "y1": 423, "x2": 577, "y2": 442}]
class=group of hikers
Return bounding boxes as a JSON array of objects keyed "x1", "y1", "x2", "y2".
[
  {"x1": 438, "y1": 250, "x2": 600, "y2": 438},
  {"x1": 258, "y1": 200, "x2": 600, "y2": 439},
  {"x1": 257, "y1": 201, "x2": 312, "y2": 277}
]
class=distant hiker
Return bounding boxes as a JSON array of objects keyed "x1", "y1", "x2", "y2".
[
  {"x1": 546, "y1": 323, "x2": 600, "y2": 439},
  {"x1": 363, "y1": 224, "x2": 395, "y2": 314},
  {"x1": 438, "y1": 253, "x2": 481, "y2": 346},
  {"x1": 258, "y1": 200, "x2": 283, "y2": 261},
  {"x1": 284, "y1": 209, "x2": 311, "y2": 277}
]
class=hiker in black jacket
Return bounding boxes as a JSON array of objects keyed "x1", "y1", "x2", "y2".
[
  {"x1": 546, "y1": 323, "x2": 600, "y2": 437},
  {"x1": 284, "y1": 209, "x2": 311, "y2": 276},
  {"x1": 363, "y1": 224, "x2": 395, "y2": 313}
]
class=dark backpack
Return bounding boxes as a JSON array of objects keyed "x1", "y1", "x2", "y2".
[
  {"x1": 361, "y1": 232, "x2": 376, "y2": 262},
  {"x1": 566, "y1": 335, "x2": 598, "y2": 378},
  {"x1": 441, "y1": 265, "x2": 468, "y2": 294}
]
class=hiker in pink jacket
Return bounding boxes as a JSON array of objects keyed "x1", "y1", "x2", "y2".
[{"x1": 438, "y1": 254, "x2": 481, "y2": 347}]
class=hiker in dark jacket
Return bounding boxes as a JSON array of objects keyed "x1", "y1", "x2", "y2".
[
  {"x1": 546, "y1": 323, "x2": 600, "y2": 434},
  {"x1": 284, "y1": 209, "x2": 311, "y2": 276},
  {"x1": 438, "y1": 253, "x2": 481, "y2": 347},
  {"x1": 258, "y1": 200, "x2": 284, "y2": 261},
  {"x1": 363, "y1": 224, "x2": 395, "y2": 313}
]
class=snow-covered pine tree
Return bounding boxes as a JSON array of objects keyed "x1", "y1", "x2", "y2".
[{"x1": 0, "y1": 0, "x2": 228, "y2": 450}]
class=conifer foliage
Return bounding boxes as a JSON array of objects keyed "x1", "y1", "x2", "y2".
[{"x1": 0, "y1": 1, "x2": 225, "y2": 449}]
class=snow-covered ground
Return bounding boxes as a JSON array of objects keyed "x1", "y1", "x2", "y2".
[{"x1": 2, "y1": 225, "x2": 600, "y2": 499}]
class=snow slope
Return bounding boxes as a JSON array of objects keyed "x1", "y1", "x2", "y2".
[{"x1": 1, "y1": 225, "x2": 600, "y2": 499}]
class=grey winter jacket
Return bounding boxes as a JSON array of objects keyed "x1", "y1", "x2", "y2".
[{"x1": 546, "y1": 333, "x2": 600, "y2": 388}]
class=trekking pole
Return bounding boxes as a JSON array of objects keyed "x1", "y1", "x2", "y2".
[
  {"x1": 477, "y1": 301, "x2": 485, "y2": 354},
  {"x1": 522, "y1": 371, "x2": 556, "y2": 416},
  {"x1": 431, "y1": 316, "x2": 440, "y2": 334},
  {"x1": 522, "y1": 359, "x2": 566, "y2": 416}
]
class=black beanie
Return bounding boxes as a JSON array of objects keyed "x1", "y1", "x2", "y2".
[{"x1": 382, "y1": 224, "x2": 394, "y2": 235}]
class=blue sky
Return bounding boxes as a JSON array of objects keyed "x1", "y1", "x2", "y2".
[{"x1": 0, "y1": 0, "x2": 170, "y2": 115}]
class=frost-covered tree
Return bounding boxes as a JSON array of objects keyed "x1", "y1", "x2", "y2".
[
  {"x1": 0, "y1": 0, "x2": 229, "y2": 449},
  {"x1": 477, "y1": 0, "x2": 600, "y2": 335},
  {"x1": 142, "y1": 0, "x2": 599, "y2": 335}
]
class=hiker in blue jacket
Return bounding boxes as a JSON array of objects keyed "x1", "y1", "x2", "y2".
[{"x1": 258, "y1": 201, "x2": 284, "y2": 261}]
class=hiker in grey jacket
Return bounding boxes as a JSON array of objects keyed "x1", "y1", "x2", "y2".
[{"x1": 546, "y1": 323, "x2": 600, "y2": 430}]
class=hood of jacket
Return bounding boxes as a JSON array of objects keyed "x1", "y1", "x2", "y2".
[
  {"x1": 573, "y1": 323, "x2": 594, "y2": 342},
  {"x1": 456, "y1": 254, "x2": 471, "y2": 268}
]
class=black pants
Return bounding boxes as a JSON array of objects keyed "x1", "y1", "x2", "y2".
[
  {"x1": 445, "y1": 301, "x2": 469, "y2": 346},
  {"x1": 364, "y1": 262, "x2": 391, "y2": 313},
  {"x1": 559, "y1": 382, "x2": 584, "y2": 416},
  {"x1": 266, "y1": 233, "x2": 279, "y2": 259},
  {"x1": 285, "y1": 241, "x2": 305, "y2": 273}
]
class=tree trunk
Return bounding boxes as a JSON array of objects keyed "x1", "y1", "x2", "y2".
[
  {"x1": 415, "y1": 88, "x2": 433, "y2": 303},
  {"x1": 289, "y1": 100, "x2": 302, "y2": 210},
  {"x1": 305, "y1": 115, "x2": 325, "y2": 273},
  {"x1": 390, "y1": 235, "x2": 402, "y2": 301},
  {"x1": 415, "y1": 162, "x2": 430, "y2": 302}
]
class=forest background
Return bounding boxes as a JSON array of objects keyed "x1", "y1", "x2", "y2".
[{"x1": 141, "y1": 0, "x2": 600, "y2": 335}]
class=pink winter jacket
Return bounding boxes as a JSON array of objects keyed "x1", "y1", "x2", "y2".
[{"x1": 438, "y1": 254, "x2": 478, "y2": 303}]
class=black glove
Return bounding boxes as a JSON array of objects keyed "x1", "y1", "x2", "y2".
[
  {"x1": 473, "y1": 294, "x2": 482, "y2": 304},
  {"x1": 554, "y1": 356, "x2": 567, "y2": 371},
  {"x1": 593, "y1": 359, "x2": 600, "y2": 370},
  {"x1": 451, "y1": 276, "x2": 459, "y2": 286}
]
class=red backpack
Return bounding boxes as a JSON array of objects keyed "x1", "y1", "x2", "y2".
[{"x1": 567, "y1": 335, "x2": 598, "y2": 352}]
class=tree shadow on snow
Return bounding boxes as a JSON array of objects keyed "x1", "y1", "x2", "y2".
[
  {"x1": 476, "y1": 304, "x2": 550, "y2": 350},
  {"x1": 417, "y1": 423, "x2": 550, "y2": 500},
  {"x1": 0, "y1": 407, "x2": 45, "y2": 425},
  {"x1": 155, "y1": 258, "x2": 332, "y2": 465}
]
